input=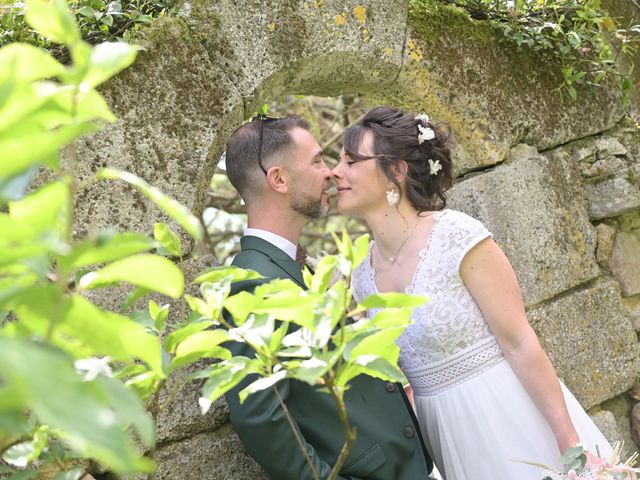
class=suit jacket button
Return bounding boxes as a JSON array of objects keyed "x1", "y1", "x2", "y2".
[
  {"x1": 403, "y1": 426, "x2": 415, "y2": 438},
  {"x1": 385, "y1": 382, "x2": 396, "y2": 392}
]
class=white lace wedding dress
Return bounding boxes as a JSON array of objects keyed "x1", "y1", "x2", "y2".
[{"x1": 352, "y1": 209, "x2": 612, "y2": 480}]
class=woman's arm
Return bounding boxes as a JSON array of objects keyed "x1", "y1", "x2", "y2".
[{"x1": 460, "y1": 238, "x2": 579, "y2": 454}]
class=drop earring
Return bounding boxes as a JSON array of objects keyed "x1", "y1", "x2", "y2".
[{"x1": 386, "y1": 186, "x2": 400, "y2": 206}]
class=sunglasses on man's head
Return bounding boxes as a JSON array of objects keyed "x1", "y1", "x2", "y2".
[{"x1": 250, "y1": 114, "x2": 279, "y2": 176}]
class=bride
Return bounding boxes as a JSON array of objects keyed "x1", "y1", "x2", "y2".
[{"x1": 332, "y1": 106, "x2": 612, "y2": 479}]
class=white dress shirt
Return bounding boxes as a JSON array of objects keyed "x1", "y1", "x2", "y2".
[{"x1": 244, "y1": 228, "x2": 297, "y2": 261}]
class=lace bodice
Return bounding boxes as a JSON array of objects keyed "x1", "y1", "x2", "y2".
[{"x1": 352, "y1": 209, "x2": 504, "y2": 396}]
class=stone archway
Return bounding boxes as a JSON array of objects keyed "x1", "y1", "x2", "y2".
[{"x1": 74, "y1": 1, "x2": 640, "y2": 478}]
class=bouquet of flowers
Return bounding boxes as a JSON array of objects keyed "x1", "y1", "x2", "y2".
[{"x1": 522, "y1": 443, "x2": 640, "y2": 480}]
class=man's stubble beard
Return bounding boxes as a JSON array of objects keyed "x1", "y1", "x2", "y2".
[{"x1": 290, "y1": 190, "x2": 329, "y2": 219}]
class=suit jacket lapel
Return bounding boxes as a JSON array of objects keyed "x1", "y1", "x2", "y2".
[{"x1": 240, "y1": 236, "x2": 306, "y2": 288}]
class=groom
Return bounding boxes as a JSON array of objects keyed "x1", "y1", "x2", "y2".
[{"x1": 223, "y1": 115, "x2": 433, "y2": 480}]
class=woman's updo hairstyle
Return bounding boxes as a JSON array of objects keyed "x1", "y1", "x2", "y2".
[{"x1": 342, "y1": 105, "x2": 453, "y2": 212}]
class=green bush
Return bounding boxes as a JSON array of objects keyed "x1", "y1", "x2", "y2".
[
  {"x1": 0, "y1": 0, "x2": 178, "y2": 61},
  {"x1": 416, "y1": 0, "x2": 640, "y2": 100}
]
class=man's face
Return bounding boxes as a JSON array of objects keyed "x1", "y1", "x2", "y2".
[{"x1": 286, "y1": 127, "x2": 332, "y2": 219}]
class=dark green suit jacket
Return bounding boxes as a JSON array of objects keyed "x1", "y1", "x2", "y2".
[{"x1": 225, "y1": 235, "x2": 433, "y2": 480}]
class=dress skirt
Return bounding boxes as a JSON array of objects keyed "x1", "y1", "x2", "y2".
[{"x1": 414, "y1": 359, "x2": 613, "y2": 480}]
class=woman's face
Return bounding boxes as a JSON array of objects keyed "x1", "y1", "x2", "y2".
[{"x1": 332, "y1": 130, "x2": 389, "y2": 216}]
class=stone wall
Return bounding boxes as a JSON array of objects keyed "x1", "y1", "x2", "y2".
[{"x1": 71, "y1": 0, "x2": 640, "y2": 477}]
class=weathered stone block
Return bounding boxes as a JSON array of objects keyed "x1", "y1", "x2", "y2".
[
  {"x1": 611, "y1": 230, "x2": 640, "y2": 296},
  {"x1": 595, "y1": 136, "x2": 628, "y2": 157},
  {"x1": 595, "y1": 223, "x2": 616, "y2": 265},
  {"x1": 584, "y1": 175, "x2": 640, "y2": 220},
  {"x1": 623, "y1": 296, "x2": 640, "y2": 331},
  {"x1": 601, "y1": 393, "x2": 639, "y2": 456},
  {"x1": 74, "y1": 16, "x2": 245, "y2": 243},
  {"x1": 152, "y1": 426, "x2": 268, "y2": 480},
  {"x1": 156, "y1": 363, "x2": 230, "y2": 444},
  {"x1": 190, "y1": 0, "x2": 408, "y2": 103},
  {"x1": 590, "y1": 410, "x2": 625, "y2": 447},
  {"x1": 528, "y1": 280, "x2": 640, "y2": 409},
  {"x1": 448, "y1": 144, "x2": 598, "y2": 305}
]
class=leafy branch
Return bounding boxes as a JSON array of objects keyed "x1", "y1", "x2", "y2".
[{"x1": 417, "y1": 0, "x2": 640, "y2": 100}]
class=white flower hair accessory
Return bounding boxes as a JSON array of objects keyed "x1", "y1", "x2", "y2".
[
  {"x1": 418, "y1": 124, "x2": 435, "y2": 144},
  {"x1": 415, "y1": 113, "x2": 430, "y2": 124},
  {"x1": 428, "y1": 159, "x2": 442, "y2": 175}
]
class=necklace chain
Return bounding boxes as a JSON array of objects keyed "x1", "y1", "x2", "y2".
[{"x1": 377, "y1": 218, "x2": 420, "y2": 264}]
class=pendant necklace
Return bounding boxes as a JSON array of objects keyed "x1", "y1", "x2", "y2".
[{"x1": 378, "y1": 218, "x2": 420, "y2": 264}]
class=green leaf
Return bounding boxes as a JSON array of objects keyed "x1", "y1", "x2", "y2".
[
  {"x1": 194, "y1": 266, "x2": 262, "y2": 284},
  {"x1": 54, "y1": 467, "x2": 84, "y2": 480},
  {"x1": 77, "y1": 6, "x2": 95, "y2": 17},
  {"x1": 368, "y1": 308, "x2": 413, "y2": 330},
  {"x1": 223, "y1": 290, "x2": 261, "y2": 326},
  {"x1": 0, "y1": 244, "x2": 55, "y2": 271},
  {"x1": 82, "y1": 42, "x2": 138, "y2": 87},
  {"x1": 9, "y1": 181, "x2": 69, "y2": 236},
  {"x1": 229, "y1": 313, "x2": 275, "y2": 351},
  {"x1": 101, "y1": 14, "x2": 114, "y2": 26},
  {"x1": 97, "y1": 168, "x2": 203, "y2": 241},
  {"x1": 336, "y1": 356, "x2": 405, "y2": 388},
  {"x1": 58, "y1": 86, "x2": 116, "y2": 123},
  {"x1": 251, "y1": 290, "x2": 318, "y2": 330},
  {"x1": 0, "y1": 214, "x2": 37, "y2": 244},
  {"x1": 0, "y1": 121, "x2": 97, "y2": 180},
  {"x1": 0, "y1": 82, "x2": 51, "y2": 133},
  {"x1": 94, "y1": 375, "x2": 155, "y2": 447},
  {"x1": 124, "y1": 374, "x2": 161, "y2": 401},
  {"x1": 128, "y1": 309, "x2": 155, "y2": 331},
  {"x1": 199, "y1": 357, "x2": 259, "y2": 406},
  {"x1": 0, "y1": 43, "x2": 65, "y2": 83},
  {"x1": 0, "y1": 166, "x2": 39, "y2": 202},
  {"x1": 269, "y1": 322, "x2": 289, "y2": 352},
  {"x1": 560, "y1": 446, "x2": 585, "y2": 464},
  {"x1": 306, "y1": 282, "x2": 347, "y2": 349},
  {"x1": 0, "y1": 336, "x2": 154, "y2": 474},
  {"x1": 2, "y1": 441, "x2": 35, "y2": 468},
  {"x1": 309, "y1": 255, "x2": 338, "y2": 293},
  {"x1": 238, "y1": 370, "x2": 287, "y2": 404},
  {"x1": 331, "y1": 229, "x2": 353, "y2": 261},
  {"x1": 169, "y1": 329, "x2": 231, "y2": 372},
  {"x1": 170, "y1": 329, "x2": 231, "y2": 371},
  {"x1": 568, "y1": 86, "x2": 577, "y2": 101},
  {"x1": 352, "y1": 234, "x2": 370, "y2": 269},
  {"x1": 287, "y1": 356, "x2": 332, "y2": 386},
  {"x1": 184, "y1": 294, "x2": 215, "y2": 320},
  {"x1": 5, "y1": 468, "x2": 37, "y2": 480},
  {"x1": 359, "y1": 292, "x2": 429, "y2": 310},
  {"x1": 60, "y1": 231, "x2": 155, "y2": 271},
  {"x1": 60, "y1": 294, "x2": 163, "y2": 374},
  {"x1": 349, "y1": 327, "x2": 404, "y2": 362},
  {"x1": 148, "y1": 300, "x2": 169, "y2": 332},
  {"x1": 154, "y1": 222, "x2": 181, "y2": 257},
  {"x1": 78, "y1": 254, "x2": 184, "y2": 299},
  {"x1": 25, "y1": 0, "x2": 80, "y2": 45},
  {"x1": 163, "y1": 320, "x2": 215, "y2": 353},
  {"x1": 119, "y1": 286, "x2": 151, "y2": 313}
]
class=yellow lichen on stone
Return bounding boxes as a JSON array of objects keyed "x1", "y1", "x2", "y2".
[
  {"x1": 361, "y1": 27, "x2": 370, "y2": 43},
  {"x1": 407, "y1": 38, "x2": 423, "y2": 61},
  {"x1": 383, "y1": 47, "x2": 393, "y2": 57},
  {"x1": 267, "y1": 22, "x2": 277, "y2": 32},
  {"x1": 353, "y1": 5, "x2": 366, "y2": 24},
  {"x1": 335, "y1": 12, "x2": 347, "y2": 26}
]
